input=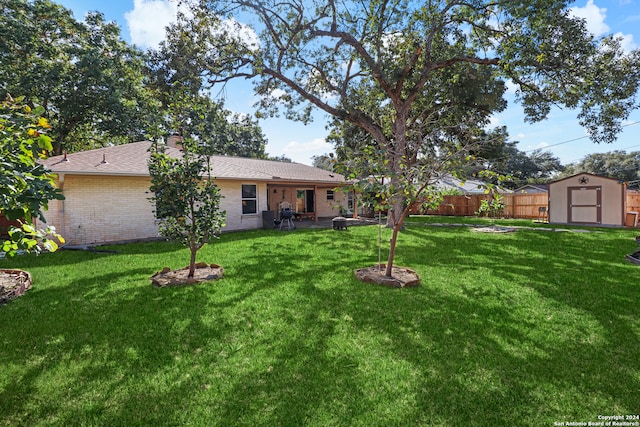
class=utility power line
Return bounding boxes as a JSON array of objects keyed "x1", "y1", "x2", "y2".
[{"x1": 521, "y1": 120, "x2": 640, "y2": 155}]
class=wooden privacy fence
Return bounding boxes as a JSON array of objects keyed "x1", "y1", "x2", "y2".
[
  {"x1": 628, "y1": 192, "x2": 640, "y2": 213},
  {"x1": 412, "y1": 192, "x2": 640, "y2": 219}
]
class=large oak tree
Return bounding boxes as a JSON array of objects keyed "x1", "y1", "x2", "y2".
[
  {"x1": 146, "y1": 9, "x2": 269, "y2": 158},
  {"x1": 185, "y1": 0, "x2": 638, "y2": 277},
  {"x1": 0, "y1": 0, "x2": 159, "y2": 154}
]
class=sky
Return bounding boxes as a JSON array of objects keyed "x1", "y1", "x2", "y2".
[{"x1": 56, "y1": 0, "x2": 640, "y2": 166}]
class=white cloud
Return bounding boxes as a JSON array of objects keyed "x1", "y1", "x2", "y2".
[
  {"x1": 487, "y1": 115, "x2": 501, "y2": 128},
  {"x1": 125, "y1": 0, "x2": 179, "y2": 49},
  {"x1": 568, "y1": 2, "x2": 636, "y2": 52},
  {"x1": 125, "y1": 1, "x2": 259, "y2": 54},
  {"x1": 614, "y1": 32, "x2": 638, "y2": 52},
  {"x1": 505, "y1": 79, "x2": 519, "y2": 95},
  {"x1": 569, "y1": 0, "x2": 609, "y2": 37},
  {"x1": 216, "y1": 17, "x2": 260, "y2": 50},
  {"x1": 282, "y1": 138, "x2": 333, "y2": 165},
  {"x1": 270, "y1": 89, "x2": 288, "y2": 99}
]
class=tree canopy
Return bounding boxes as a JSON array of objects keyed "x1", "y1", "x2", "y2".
[
  {"x1": 560, "y1": 150, "x2": 640, "y2": 189},
  {"x1": 463, "y1": 127, "x2": 565, "y2": 189},
  {"x1": 189, "y1": 0, "x2": 640, "y2": 277},
  {"x1": 311, "y1": 154, "x2": 335, "y2": 172},
  {"x1": 0, "y1": 0, "x2": 273, "y2": 158},
  {"x1": 0, "y1": 0, "x2": 160, "y2": 154},
  {"x1": 146, "y1": 10, "x2": 268, "y2": 158}
]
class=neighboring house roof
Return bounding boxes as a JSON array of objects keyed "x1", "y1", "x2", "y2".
[
  {"x1": 432, "y1": 175, "x2": 510, "y2": 194},
  {"x1": 368, "y1": 173, "x2": 508, "y2": 194},
  {"x1": 40, "y1": 140, "x2": 344, "y2": 184},
  {"x1": 514, "y1": 184, "x2": 549, "y2": 193}
]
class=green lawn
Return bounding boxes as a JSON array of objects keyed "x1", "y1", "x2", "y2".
[{"x1": 1, "y1": 218, "x2": 639, "y2": 426}]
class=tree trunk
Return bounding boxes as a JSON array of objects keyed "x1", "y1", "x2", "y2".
[
  {"x1": 385, "y1": 197, "x2": 405, "y2": 229},
  {"x1": 53, "y1": 118, "x2": 79, "y2": 155},
  {"x1": 188, "y1": 242, "x2": 197, "y2": 278},
  {"x1": 385, "y1": 223, "x2": 401, "y2": 277},
  {"x1": 382, "y1": 105, "x2": 412, "y2": 277},
  {"x1": 384, "y1": 197, "x2": 410, "y2": 277}
]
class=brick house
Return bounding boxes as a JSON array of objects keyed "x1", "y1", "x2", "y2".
[{"x1": 38, "y1": 140, "x2": 347, "y2": 245}]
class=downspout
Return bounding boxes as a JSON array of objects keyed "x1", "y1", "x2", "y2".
[{"x1": 57, "y1": 173, "x2": 66, "y2": 238}]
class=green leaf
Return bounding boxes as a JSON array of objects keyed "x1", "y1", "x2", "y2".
[{"x1": 22, "y1": 223, "x2": 36, "y2": 233}]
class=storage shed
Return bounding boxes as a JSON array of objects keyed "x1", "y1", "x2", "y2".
[{"x1": 548, "y1": 173, "x2": 627, "y2": 226}]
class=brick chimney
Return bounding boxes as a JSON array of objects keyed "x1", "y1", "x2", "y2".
[{"x1": 166, "y1": 134, "x2": 183, "y2": 150}]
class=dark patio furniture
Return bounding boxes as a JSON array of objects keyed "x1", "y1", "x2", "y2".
[{"x1": 332, "y1": 216, "x2": 348, "y2": 230}]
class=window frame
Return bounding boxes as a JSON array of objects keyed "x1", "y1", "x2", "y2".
[{"x1": 241, "y1": 183, "x2": 258, "y2": 215}]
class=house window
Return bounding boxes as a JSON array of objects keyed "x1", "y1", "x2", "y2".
[
  {"x1": 327, "y1": 190, "x2": 334, "y2": 200},
  {"x1": 242, "y1": 184, "x2": 257, "y2": 214},
  {"x1": 348, "y1": 192, "x2": 354, "y2": 211}
]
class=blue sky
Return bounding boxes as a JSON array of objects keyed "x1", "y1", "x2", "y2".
[{"x1": 57, "y1": 0, "x2": 640, "y2": 165}]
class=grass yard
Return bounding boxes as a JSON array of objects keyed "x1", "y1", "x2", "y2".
[{"x1": 1, "y1": 218, "x2": 639, "y2": 426}]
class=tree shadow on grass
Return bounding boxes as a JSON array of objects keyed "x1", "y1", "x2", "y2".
[
  {"x1": 210, "y1": 226, "x2": 639, "y2": 424},
  {"x1": 0, "y1": 265, "x2": 244, "y2": 425},
  {"x1": 0, "y1": 225, "x2": 637, "y2": 425},
  {"x1": 397, "y1": 226, "x2": 639, "y2": 414},
  {"x1": 214, "y1": 264, "x2": 638, "y2": 425}
]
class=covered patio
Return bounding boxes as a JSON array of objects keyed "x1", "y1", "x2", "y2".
[{"x1": 266, "y1": 183, "x2": 350, "y2": 224}]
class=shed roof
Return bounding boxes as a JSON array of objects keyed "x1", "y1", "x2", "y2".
[
  {"x1": 548, "y1": 172, "x2": 623, "y2": 186},
  {"x1": 40, "y1": 141, "x2": 344, "y2": 184}
]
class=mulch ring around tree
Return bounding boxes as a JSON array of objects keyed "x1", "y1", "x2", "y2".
[
  {"x1": 150, "y1": 263, "x2": 224, "y2": 287},
  {"x1": 0, "y1": 269, "x2": 32, "y2": 306},
  {"x1": 471, "y1": 225, "x2": 517, "y2": 233},
  {"x1": 355, "y1": 264, "x2": 420, "y2": 288}
]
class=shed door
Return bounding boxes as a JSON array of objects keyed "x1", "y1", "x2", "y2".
[{"x1": 568, "y1": 186, "x2": 601, "y2": 224}]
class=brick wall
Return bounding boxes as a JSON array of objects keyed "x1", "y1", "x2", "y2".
[
  {"x1": 41, "y1": 175, "x2": 160, "y2": 245},
  {"x1": 316, "y1": 187, "x2": 346, "y2": 217},
  {"x1": 217, "y1": 180, "x2": 267, "y2": 231},
  {"x1": 38, "y1": 175, "x2": 345, "y2": 245}
]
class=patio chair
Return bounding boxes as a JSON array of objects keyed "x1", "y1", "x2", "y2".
[{"x1": 538, "y1": 206, "x2": 547, "y2": 222}]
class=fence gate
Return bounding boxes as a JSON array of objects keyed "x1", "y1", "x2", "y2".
[{"x1": 568, "y1": 186, "x2": 601, "y2": 224}]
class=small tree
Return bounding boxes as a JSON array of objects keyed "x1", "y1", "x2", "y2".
[
  {"x1": 148, "y1": 141, "x2": 226, "y2": 278},
  {"x1": 1, "y1": 96, "x2": 64, "y2": 256},
  {"x1": 475, "y1": 194, "x2": 505, "y2": 219}
]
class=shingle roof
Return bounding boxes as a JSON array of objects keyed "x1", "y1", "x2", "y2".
[
  {"x1": 432, "y1": 175, "x2": 511, "y2": 194},
  {"x1": 40, "y1": 141, "x2": 344, "y2": 184}
]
